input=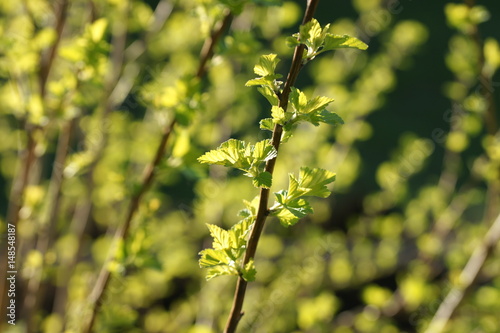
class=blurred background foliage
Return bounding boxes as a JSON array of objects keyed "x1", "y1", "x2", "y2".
[{"x1": 0, "y1": 0, "x2": 500, "y2": 332}]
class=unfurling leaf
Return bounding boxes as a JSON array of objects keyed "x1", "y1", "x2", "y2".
[
  {"x1": 271, "y1": 167, "x2": 336, "y2": 226},
  {"x1": 198, "y1": 139, "x2": 276, "y2": 188},
  {"x1": 241, "y1": 260, "x2": 257, "y2": 282},
  {"x1": 288, "y1": 18, "x2": 368, "y2": 61},
  {"x1": 254, "y1": 53, "x2": 280, "y2": 77}
]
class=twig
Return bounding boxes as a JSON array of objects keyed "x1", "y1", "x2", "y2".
[
  {"x1": 83, "y1": 9, "x2": 234, "y2": 333},
  {"x1": 424, "y1": 211, "x2": 500, "y2": 333},
  {"x1": 223, "y1": 1, "x2": 320, "y2": 332},
  {"x1": 197, "y1": 9, "x2": 233, "y2": 78},
  {"x1": 40, "y1": 0, "x2": 69, "y2": 98},
  {"x1": 22, "y1": 119, "x2": 74, "y2": 332}
]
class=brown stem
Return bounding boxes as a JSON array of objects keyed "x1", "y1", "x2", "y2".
[
  {"x1": 197, "y1": 10, "x2": 233, "y2": 78},
  {"x1": 84, "y1": 119, "x2": 176, "y2": 333},
  {"x1": 22, "y1": 119, "x2": 74, "y2": 332},
  {"x1": 0, "y1": 126, "x2": 37, "y2": 331},
  {"x1": 83, "y1": 10, "x2": 235, "y2": 333},
  {"x1": 224, "y1": 1, "x2": 320, "y2": 332},
  {"x1": 40, "y1": 0, "x2": 69, "y2": 98}
]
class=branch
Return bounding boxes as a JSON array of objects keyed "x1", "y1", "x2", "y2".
[
  {"x1": 424, "y1": 211, "x2": 500, "y2": 333},
  {"x1": 224, "y1": 1, "x2": 320, "y2": 332},
  {"x1": 40, "y1": 0, "x2": 69, "y2": 98},
  {"x1": 83, "y1": 10, "x2": 234, "y2": 333},
  {"x1": 197, "y1": 9, "x2": 233, "y2": 78}
]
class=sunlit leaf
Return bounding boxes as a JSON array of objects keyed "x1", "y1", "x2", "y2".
[
  {"x1": 254, "y1": 53, "x2": 280, "y2": 77},
  {"x1": 206, "y1": 224, "x2": 231, "y2": 250},
  {"x1": 322, "y1": 34, "x2": 368, "y2": 51}
]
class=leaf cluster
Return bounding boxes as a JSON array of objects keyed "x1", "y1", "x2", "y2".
[
  {"x1": 198, "y1": 139, "x2": 277, "y2": 188},
  {"x1": 271, "y1": 167, "x2": 336, "y2": 226},
  {"x1": 286, "y1": 18, "x2": 368, "y2": 62},
  {"x1": 198, "y1": 19, "x2": 365, "y2": 282},
  {"x1": 199, "y1": 200, "x2": 257, "y2": 281}
]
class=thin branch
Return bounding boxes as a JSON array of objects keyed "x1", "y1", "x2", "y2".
[
  {"x1": 22, "y1": 119, "x2": 74, "y2": 332},
  {"x1": 85, "y1": 119, "x2": 176, "y2": 333},
  {"x1": 40, "y1": 0, "x2": 69, "y2": 98},
  {"x1": 224, "y1": 1, "x2": 320, "y2": 332},
  {"x1": 424, "y1": 211, "x2": 500, "y2": 333},
  {"x1": 83, "y1": 10, "x2": 234, "y2": 333},
  {"x1": 197, "y1": 9, "x2": 233, "y2": 78}
]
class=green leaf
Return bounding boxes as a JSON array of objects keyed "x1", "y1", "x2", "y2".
[
  {"x1": 271, "y1": 168, "x2": 335, "y2": 227},
  {"x1": 254, "y1": 53, "x2": 280, "y2": 77},
  {"x1": 299, "y1": 19, "x2": 329, "y2": 57},
  {"x1": 260, "y1": 118, "x2": 275, "y2": 131},
  {"x1": 198, "y1": 139, "x2": 276, "y2": 185},
  {"x1": 317, "y1": 110, "x2": 344, "y2": 126},
  {"x1": 230, "y1": 217, "x2": 254, "y2": 249},
  {"x1": 271, "y1": 106, "x2": 287, "y2": 124},
  {"x1": 257, "y1": 86, "x2": 279, "y2": 106},
  {"x1": 199, "y1": 248, "x2": 230, "y2": 267},
  {"x1": 252, "y1": 140, "x2": 277, "y2": 161},
  {"x1": 286, "y1": 35, "x2": 301, "y2": 48},
  {"x1": 273, "y1": 198, "x2": 313, "y2": 227},
  {"x1": 288, "y1": 88, "x2": 338, "y2": 127},
  {"x1": 323, "y1": 34, "x2": 368, "y2": 51},
  {"x1": 253, "y1": 171, "x2": 272, "y2": 188},
  {"x1": 198, "y1": 139, "x2": 246, "y2": 166},
  {"x1": 293, "y1": 167, "x2": 336, "y2": 199},
  {"x1": 241, "y1": 260, "x2": 257, "y2": 282},
  {"x1": 246, "y1": 77, "x2": 274, "y2": 87},
  {"x1": 205, "y1": 265, "x2": 239, "y2": 280},
  {"x1": 302, "y1": 95, "x2": 335, "y2": 114},
  {"x1": 206, "y1": 224, "x2": 231, "y2": 250},
  {"x1": 289, "y1": 87, "x2": 308, "y2": 113}
]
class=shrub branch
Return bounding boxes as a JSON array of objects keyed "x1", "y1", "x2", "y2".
[
  {"x1": 83, "y1": 10, "x2": 234, "y2": 333},
  {"x1": 223, "y1": 1, "x2": 320, "y2": 332}
]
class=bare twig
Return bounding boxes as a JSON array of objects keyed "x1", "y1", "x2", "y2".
[{"x1": 224, "y1": 1, "x2": 320, "y2": 332}]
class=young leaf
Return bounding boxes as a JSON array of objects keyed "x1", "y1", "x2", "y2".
[
  {"x1": 317, "y1": 110, "x2": 344, "y2": 126},
  {"x1": 206, "y1": 224, "x2": 231, "y2": 250},
  {"x1": 257, "y1": 86, "x2": 279, "y2": 106},
  {"x1": 198, "y1": 139, "x2": 246, "y2": 166},
  {"x1": 273, "y1": 198, "x2": 313, "y2": 227},
  {"x1": 205, "y1": 265, "x2": 239, "y2": 280},
  {"x1": 289, "y1": 87, "x2": 308, "y2": 113},
  {"x1": 199, "y1": 248, "x2": 230, "y2": 267},
  {"x1": 260, "y1": 118, "x2": 275, "y2": 131},
  {"x1": 323, "y1": 34, "x2": 368, "y2": 51},
  {"x1": 299, "y1": 19, "x2": 329, "y2": 58},
  {"x1": 246, "y1": 77, "x2": 274, "y2": 87},
  {"x1": 254, "y1": 53, "x2": 280, "y2": 77},
  {"x1": 292, "y1": 167, "x2": 336, "y2": 199},
  {"x1": 302, "y1": 95, "x2": 335, "y2": 114},
  {"x1": 241, "y1": 260, "x2": 257, "y2": 282},
  {"x1": 198, "y1": 139, "x2": 277, "y2": 188},
  {"x1": 271, "y1": 106, "x2": 287, "y2": 124},
  {"x1": 230, "y1": 217, "x2": 254, "y2": 249},
  {"x1": 253, "y1": 171, "x2": 272, "y2": 188},
  {"x1": 252, "y1": 140, "x2": 277, "y2": 161}
]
